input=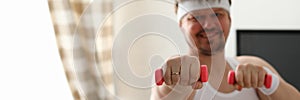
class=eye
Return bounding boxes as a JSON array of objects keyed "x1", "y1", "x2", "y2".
[
  {"x1": 215, "y1": 13, "x2": 221, "y2": 16},
  {"x1": 212, "y1": 13, "x2": 223, "y2": 17},
  {"x1": 187, "y1": 16, "x2": 197, "y2": 22},
  {"x1": 194, "y1": 15, "x2": 205, "y2": 20}
]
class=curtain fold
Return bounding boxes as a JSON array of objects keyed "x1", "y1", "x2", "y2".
[{"x1": 48, "y1": 0, "x2": 114, "y2": 100}]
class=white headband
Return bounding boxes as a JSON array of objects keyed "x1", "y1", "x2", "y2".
[{"x1": 177, "y1": 0, "x2": 231, "y2": 22}]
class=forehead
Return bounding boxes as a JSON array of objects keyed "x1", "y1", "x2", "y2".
[{"x1": 189, "y1": 8, "x2": 227, "y2": 15}]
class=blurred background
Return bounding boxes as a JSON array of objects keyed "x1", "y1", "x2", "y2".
[{"x1": 1, "y1": 0, "x2": 299, "y2": 100}]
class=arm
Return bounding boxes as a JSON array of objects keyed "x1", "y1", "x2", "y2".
[
  {"x1": 151, "y1": 84, "x2": 197, "y2": 100},
  {"x1": 237, "y1": 56, "x2": 300, "y2": 100}
]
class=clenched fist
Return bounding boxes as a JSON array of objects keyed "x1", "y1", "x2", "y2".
[
  {"x1": 158, "y1": 55, "x2": 205, "y2": 89},
  {"x1": 233, "y1": 63, "x2": 269, "y2": 90}
]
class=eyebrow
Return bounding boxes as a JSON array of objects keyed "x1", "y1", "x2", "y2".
[
  {"x1": 213, "y1": 8, "x2": 227, "y2": 12},
  {"x1": 213, "y1": 8, "x2": 223, "y2": 11}
]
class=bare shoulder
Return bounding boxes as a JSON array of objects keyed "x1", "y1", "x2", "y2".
[{"x1": 235, "y1": 55, "x2": 281, "y2": 76}]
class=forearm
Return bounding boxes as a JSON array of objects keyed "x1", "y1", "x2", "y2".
[
  {"x1": 269, "y1": 80, "x2": 300, "y2": 100},
  {"x1": 151, "y1": 84, "x2": 194, "y2": 100},
  {"x1": 258, "y1": 67, "x2": 300, "y2": 100},
  {"x1": 151, "y1": 85, "x2": 171, "y2": 99}
]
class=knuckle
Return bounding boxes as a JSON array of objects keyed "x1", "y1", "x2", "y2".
[
  {"x1": 244, "y1": 64, "x2": 251, "y2": 69},
  {"x1": 244, "y1": 63, "x2": 253, "y2": 66},
  {"x1": 243, "y1": 63, "x2": 254, "y2": 70},
  {"x1": 257, "y1": 66, "x2": 264, "y2": 71},
  {"x1": 184, "y1": 55, "x2": 198, "y2": 63},
  {"x1": 168, "y1": 56, "x2": 180, "y2": 62},
  {"x1": 166, "y1": 59, "x2": 173, "y2": 67},
  {"x1": 191, "y1": 59, "x2": 200, "y2": 66},
  {"x1": 236, "y1": 64, "x2": 243, "y2": 70}
]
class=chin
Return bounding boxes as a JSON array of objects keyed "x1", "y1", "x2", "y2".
[{"x1": 199, "y1": 46, "x2": 225, "y2": 56}]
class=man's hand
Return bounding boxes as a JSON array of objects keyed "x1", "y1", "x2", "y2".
[
  {"x1": 234, "y1": 63, "x2": 268, "y2": 90},
  {"x1": 162, "y1": 55, "x2": 203, "y2": 89}
]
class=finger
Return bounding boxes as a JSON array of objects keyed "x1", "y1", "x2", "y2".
[
  {"x1": 257, "y1": 67, "x2": 266, "y2": 87},
  {"x1": 179, "y1": 56, "x2": 190, "y2": 85},
  {"x1": 172, "y1": 74, "x2": 180, "y2": 85},
  {"x1": 243, "y1": 68, "x2": 251, "y2": 88},
  {"x1": 234, "y1": 84, "x2": 243, "y2": 91},
  {"x1": 189, "y1": 57, "x2": 200, "y2": 85},
  {"x1": 251, "y1": 70, "x2": 258, "y2": 88},
  {"x1": 164, "y1": 63, "x2": 172, "y2": 85},
  {"x1": 192, "y1": 81, "x2": 203, "y2": 90},
  {"x1": 171, "y1": 59, "x2": 181, "y2": 85},
  {"x1": 236, "y1": 65, "x2": 244, "y2": 87}
]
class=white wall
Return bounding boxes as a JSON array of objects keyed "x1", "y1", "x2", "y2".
[
  {"x1": 0, "y1": 0, "x2": 73, "y2": 100},
  {"x1": 226, "y1": 0, "x2": 300, "y2": 57}
]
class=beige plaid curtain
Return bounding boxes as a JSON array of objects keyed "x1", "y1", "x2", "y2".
[{"x1": 48, "y1": 0, "x2": 114, "y2": 100}]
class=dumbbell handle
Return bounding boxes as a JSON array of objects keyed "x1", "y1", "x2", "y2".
[
  {"x1": 155, "y1": 65, "x2": 208, "y2": 86},
  {"x1": 227, "y1": 70, "x2": 272, "y2": 89}
]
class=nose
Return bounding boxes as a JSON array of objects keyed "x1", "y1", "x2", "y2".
[{"x1": 200, "y1": 17, "x2": 218, "y2": 31}]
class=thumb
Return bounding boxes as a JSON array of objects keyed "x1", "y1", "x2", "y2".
[
  {"x1": 234, "y1": 84, "x2": 243, "y2": 91},
  {"x1": 192, "y1": 81, "x2": 203, "y2": 90}
]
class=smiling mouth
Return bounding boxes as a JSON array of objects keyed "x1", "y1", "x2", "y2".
[{"x1": 197, "y1": 31, "x2": 221, "y2": 39}]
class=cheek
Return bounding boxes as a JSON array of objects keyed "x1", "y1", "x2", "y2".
[
  {"x1": 220, "y1": 19, "x2": 231, "y2": 39},
  {"x1": 181, "y1": 22, "x2": 202, "y2": 46},
  {"x1": 184, "y1": 22, "x2": 201, "y2": 36}
]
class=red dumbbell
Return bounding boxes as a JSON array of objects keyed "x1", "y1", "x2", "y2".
[
  {"x1": 227, "y1": 70, "x2": 272, "y2": 89},
  {"x1": 155, "y1": 65, "x2": 208, "y2": 86}
]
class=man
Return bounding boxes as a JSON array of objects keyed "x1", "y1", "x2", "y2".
[{"x1": 151, "y1": 0, "x2": 300, "y2": 99}]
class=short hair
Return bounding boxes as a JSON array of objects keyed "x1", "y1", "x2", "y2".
[{"x1": 174, "y1": 0, "x2": 232, "y2": 14}]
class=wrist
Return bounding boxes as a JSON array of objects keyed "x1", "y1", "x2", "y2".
[{"x1": 258, "y1": 67, "x2": 280, "y2": 95}]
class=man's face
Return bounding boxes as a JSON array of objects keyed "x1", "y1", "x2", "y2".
[{"x1": 180, "y1": 8, "x2": 231, "y2": 56}]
